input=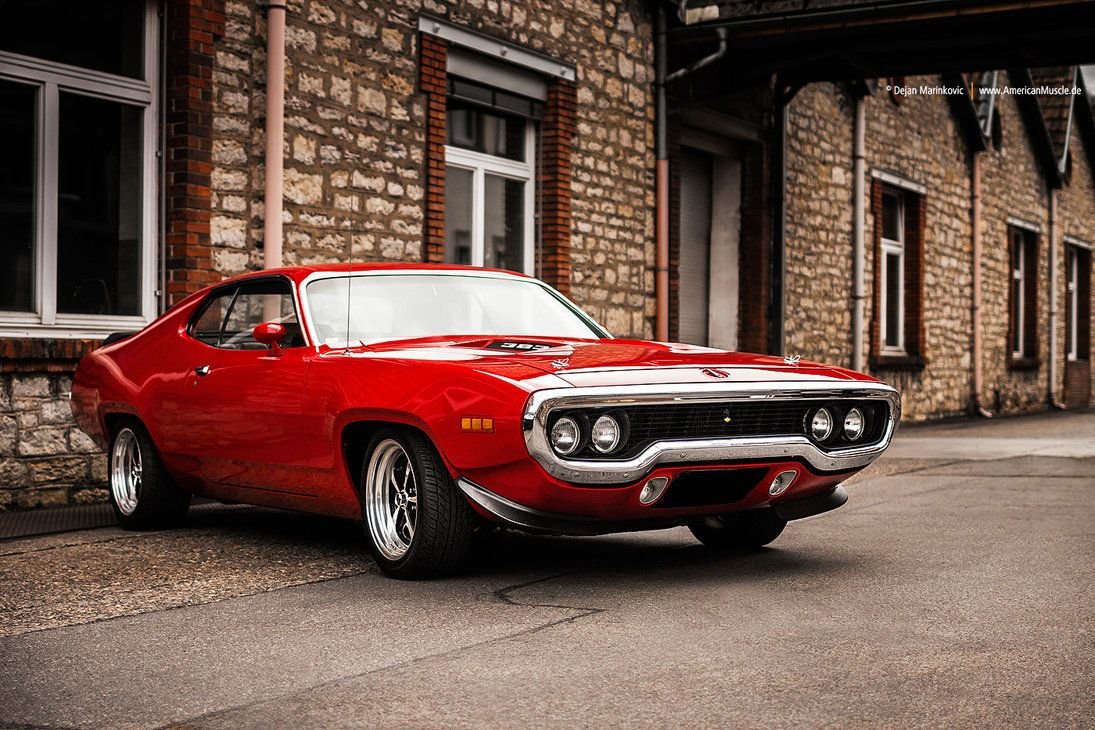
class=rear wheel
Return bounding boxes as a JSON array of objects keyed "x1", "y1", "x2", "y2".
[
  {"x1": 688, "y1": 507, "x2": 786, "y2": 550},
  {"x1": 361, "y1": 428, "x2": 474, "y2": 579},
  {"x1": 108, "y1": 421, "x2": 190, "y2": 529}
]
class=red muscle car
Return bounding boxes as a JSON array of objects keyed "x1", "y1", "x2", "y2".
[{"x1": 72, "y1": 264, "x2": 900, "y2": 578}]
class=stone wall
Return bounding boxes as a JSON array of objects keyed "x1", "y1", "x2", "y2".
[
  {"x1": 784, "y1": 77, "x2": 975, "y2": 421},
  {"x1": 784, "y1": 83, "x2": 856, "y2": 367},
  {"x1": 0, "y1": 374, "x2": 105, "y2": 510},
  {"x1": 208, "y1": 0, "x2": 655, "y2": 337},
  {"x1": 979, "y1": 79, "x2": 1051, "y2": 414}
]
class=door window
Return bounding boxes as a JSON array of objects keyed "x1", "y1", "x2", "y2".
[{"x1": 189, "y1": 279, "x2": 304, "y2": 350}]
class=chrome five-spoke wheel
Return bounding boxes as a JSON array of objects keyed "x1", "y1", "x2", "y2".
[
  {"x1": 365, "y1": 438, "x2": 419, "y2": 561},
  {"x1": 110, "y1": 426, "x2": 143, "y2": 516}
]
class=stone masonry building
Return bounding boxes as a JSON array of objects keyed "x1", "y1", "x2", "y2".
[{"x1": 0, "y1": 0, "x2": 1092, "y2": 508}]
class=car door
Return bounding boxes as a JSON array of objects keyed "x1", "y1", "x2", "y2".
[{"x1": 172, "y1": 277, "x2": 317, "y2": 494}]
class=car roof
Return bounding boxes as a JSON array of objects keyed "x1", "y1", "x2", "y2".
[{"x1": 223, "y1": 262, "x2": 534, "y2": 286}]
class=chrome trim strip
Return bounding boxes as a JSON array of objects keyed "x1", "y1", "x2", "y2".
[{"x1": 522, "y1": 380, "x2": 901, "y2": 484}]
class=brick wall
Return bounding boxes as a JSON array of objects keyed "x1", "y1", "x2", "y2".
[{"x1": 166, "y1": 0, "x2": 227, "y2": 304}]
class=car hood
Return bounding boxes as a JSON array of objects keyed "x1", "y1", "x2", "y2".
[{"x1": 335, "y1": 336, "x2": 871, "y2": 388}]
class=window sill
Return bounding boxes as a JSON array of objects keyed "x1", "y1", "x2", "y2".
[
  {"x1": 869, "y1": 353, "x2": 926, "y2": 372},
  {"x1": 1007, "y1": 356, "x2": 1041, "y2": 372}
]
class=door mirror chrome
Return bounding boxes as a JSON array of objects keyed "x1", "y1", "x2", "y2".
[{"x1": 253, "y1": 322, "x2": 287, "y2": 354}]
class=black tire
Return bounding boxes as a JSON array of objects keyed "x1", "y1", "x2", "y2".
[
  {"x1": 360, "y1": 428, "x2": 474, "y2": 579},
  {"x1": 107, "y1": 420, "x2": 190, "y2": 529},
  {"x1": 688, "y1": 507, "x2": 787, "y2": 550}
]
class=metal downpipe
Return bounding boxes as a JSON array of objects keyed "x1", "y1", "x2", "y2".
[
  {"x1": 654, "y1": 3, "x2": 669, "y2": 341},
  {"x1": 263, "y1": 2, "x2": 287, "y2": 271},
  {"x1": 971, "y1": 151, "x2": 992, "y2": 417},
  {"x1": 851, "y1": 93, "x2": 866, "y2": 373}
]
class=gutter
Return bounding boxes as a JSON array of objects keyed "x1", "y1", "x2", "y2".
[
  {"x1": 1048, "y1": 186, "x2": 1066, "y2": 409},
  {"x1": 971, "y1": 149, "x2": 992, "y2": 417},
  {"x1": 851, "y1": 89, "x2": 867, "y2": 373},
  {"x1": 654, "y1": 4, "x2": 669, "y2": 341},
  {"x1": 263, "y1": 2, "x2": 287, "y2": 270}
]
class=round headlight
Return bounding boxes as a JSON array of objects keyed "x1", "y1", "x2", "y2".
[
  {"x1": 550, "y1": 416, "x2": 581, "y2": 456},
  {"x1": 810, "y1": 408, "x2": 834, "y2": 441},
  {"x1": 591, "y1": 414, "x2": 621, "y2": 453},
  {"x1": 843, "y1": 407, "x2": 865, "y2": 441}
]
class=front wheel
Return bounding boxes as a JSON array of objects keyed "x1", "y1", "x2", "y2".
[
  {"x1": 108, "y1": 421, "x2": 190, "y2": 529},
  {"x1": 361, "y1": 428, "x2": 474, "y2": 579},
  {"x1": 688, "y1": 507, "x2": 787, "y2": 550}
]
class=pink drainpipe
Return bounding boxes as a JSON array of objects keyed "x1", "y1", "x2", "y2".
[{"x1": 264, "y1": 3, "x2": 286, "y2": 270}]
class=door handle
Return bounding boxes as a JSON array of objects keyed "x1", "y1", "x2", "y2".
[{"x1": 195, "y1": 365, "x2": 211, "y2": 377}]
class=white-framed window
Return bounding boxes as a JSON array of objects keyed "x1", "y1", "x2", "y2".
[
  {"x1": 879, "y1": 188, "x2": 905, "y2": 354},
  {"x1": 444, "y1": 80, "x2": 537, "y2": 275},
  {"x1": 1008, "y1": 224, "x2": 1038, "y2": 360},
  {"x1": 0, "y1": 0, "x2": 159, "y2": 339}
]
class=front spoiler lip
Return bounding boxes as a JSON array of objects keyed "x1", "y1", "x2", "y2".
[
  {"x1": 522, "y1": 381, "x2": 901, "y2": 485},
  {"x1": 456, "y1": 477, "x2": 850, "y2": 536}
]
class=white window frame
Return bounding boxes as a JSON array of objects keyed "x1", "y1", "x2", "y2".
[
  {"x1": 879, "y1": 189, "x2": 906, "y2": 355},
  {"x1": 1009, "y1": 224, "x2": 1037, "y2": 359},
  {"x1": 1066, "y1": 244, "x2": 1079, "y2": 362},
  {"x1": 1012, "y1": 239, "x2": 1025, "y2": 357},
  {"x1": 445, "y1": 125, "x2": 536, "y2": 275},
  {"x1": 0, "y1": 0, "x2": 159, "y2": 339}
]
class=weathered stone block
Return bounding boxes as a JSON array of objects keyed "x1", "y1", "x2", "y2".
[
  {"x1": 29, "y1": 457, "x2": 88, "y2": 485},
  {"x1": 13, "y1": 487, "x2": 69, "y2": 510},
  {"x1": 12, "y1": 376, "x2": 49, "y2": 399},
  {"x1": 0, "y1": 458, "x2": 28, "y2": 489},
  {"x1": 0, "y1": 414, "x2": 18, "y2": 456},
  {"x1": 17, "y1": 427, "x2": 68, "y2": 457}
]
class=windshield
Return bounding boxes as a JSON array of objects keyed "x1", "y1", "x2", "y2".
[{"x1": 305, "y1": 273, "x2": 608, "y2": 345}]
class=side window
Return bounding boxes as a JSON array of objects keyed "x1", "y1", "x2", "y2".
[
  {"x1": 191, "y1": 288, "x2": 235, "y2": 346},
  {"x1": 190, "y1": 279, "x2": 304, "y2": 350}
]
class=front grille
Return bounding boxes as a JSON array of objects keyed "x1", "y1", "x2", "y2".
[{"x1": 549, "y1": 398, "x2": 888, "y2": 460}]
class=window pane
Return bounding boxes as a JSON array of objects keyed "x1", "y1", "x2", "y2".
[
  {"x1": 201, "y1": 281, "x2": 301, "y2": 350},
  {"x1": 0, "y1": 80, "x2": 36, "y2": 312},
  {"x1": 1011, "y1": 267, "x2": 1023, "y2": 353},
  {"x1": 446, "y1": 100, "x2": 526, "y2": 161},
  {"x1": 881, "y1": 191, "x2": 901, "y2": 241},
  {"x1": 884, "y1": 251, "x2": 901, "y2": 348},
  {"x1": 483, "y1": 174, "x2": 526, "y2": 273},
  {"x1": 56, "y1": 93, "x2": 143, "y2": 316},
  {"x1": 0, "y1": 1, "x2": 144, "y2": 78},
  {"x1": 192, "y1": 291, "x2": 234, "y2": 346},
  {"x1": 445, "y1": 166, "x2": 473, "y2": 265}
]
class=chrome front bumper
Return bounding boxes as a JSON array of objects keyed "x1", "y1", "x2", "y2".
[{"x1": 522, "y1": 380, "x2": 901, "y2": 485}]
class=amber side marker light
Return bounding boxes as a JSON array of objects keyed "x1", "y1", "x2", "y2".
[{"x1": 461, "y1": 417, "x2": 494, "y2": 433}]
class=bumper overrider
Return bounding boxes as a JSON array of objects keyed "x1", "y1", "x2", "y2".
[{"x1": 457, "y1": 380, "x2": 901, "y2": 534}]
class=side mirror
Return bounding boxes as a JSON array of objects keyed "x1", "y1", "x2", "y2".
[{"x1": 253, "y1": 322, "x2": 287, "y2": 354}]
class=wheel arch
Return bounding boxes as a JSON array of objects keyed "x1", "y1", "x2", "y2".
[{"x1": 341, "y1": 418, "x2": 453, "y2": 498}]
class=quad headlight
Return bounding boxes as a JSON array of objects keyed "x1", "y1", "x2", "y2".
[
  {"x1": 843, "y1": 407, "x2": 865, "y2": 441},
  {"x1": 809, "y1": 407, "x2": 834, "y2": 441},
  {"x1": 550, "y1": 416, "x2": 581, "y2": 456},
  {"x1": 591, "y1": 414, "x2": 622, "y2": 453}
]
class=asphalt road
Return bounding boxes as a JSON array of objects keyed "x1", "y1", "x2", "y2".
[{"x1": 2, "y1": 411, "x2": 1093, "y2": 728}]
